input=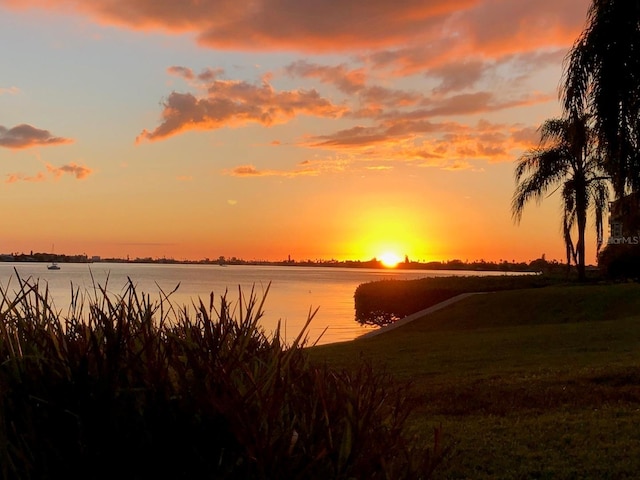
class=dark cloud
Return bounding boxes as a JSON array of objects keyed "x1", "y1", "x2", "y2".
[{"x1": 0, "y1": 124, "x2": 73, "y2": 149}]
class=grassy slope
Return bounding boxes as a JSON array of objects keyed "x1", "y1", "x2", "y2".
[{"x1": 307, "y1": 283, "x2": 640, "y2": 479}]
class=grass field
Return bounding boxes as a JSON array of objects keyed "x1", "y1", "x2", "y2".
[{"x1": 307, "y1": 283, "x2": 640, "y2": 479}]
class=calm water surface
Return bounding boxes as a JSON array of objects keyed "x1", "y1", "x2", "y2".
[{"x1": 0, "y1": 263, "x2": 523, "y2": 345}]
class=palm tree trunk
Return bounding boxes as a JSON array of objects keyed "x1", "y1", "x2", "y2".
[
  {"x1": 576, "y1": 189, "x2": 588, "y2": 281},
  {"x1": 577, "y1": 220, "x2": 586, "y2": 281}
]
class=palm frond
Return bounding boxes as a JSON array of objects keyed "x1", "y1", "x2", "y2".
[
  {"x1": 562, "y1": 0, "x2": 640, "y2": 197},
  {"x1": 513, "y1": 113, "x2": 611, "y2": 277},
  {"x1": 512, "y1": 145, "x2": 571, "y2": 223}
]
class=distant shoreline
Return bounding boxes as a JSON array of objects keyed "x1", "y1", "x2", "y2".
[{"x1": 0, "y1": 254, "x2": 550, "y2": 273}]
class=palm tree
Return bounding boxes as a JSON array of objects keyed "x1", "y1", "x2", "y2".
[
  {"x1": 562, "y1": 0, "x2": 640, "y2": 198},
  {"x1": 512, "y1": 115, "x2": 609, "y2": 281}
]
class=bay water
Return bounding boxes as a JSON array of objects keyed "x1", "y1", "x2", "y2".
[{"x1": 0, "y1": 262, "x2": 523, "y2": 345}]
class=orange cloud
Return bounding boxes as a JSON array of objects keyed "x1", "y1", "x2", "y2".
[
  {"x1": 155, "y1": 56, "x2": 554, "y2": 169},
  {"x1": 195, "y1": 0, "x2": 475, "y2": 52},
  {"x1": 285, "y1": 60, "x2": 425, "y2": 110},
  {"x1": 510, "y1": 125, "x2": 538, "y2": 148},
  {"x1": 137, "y1": 73, "x2": 346, "y2": 142},
  {"x1": 361, "y1": 0, "x2": 585, "y2": 75},
  {"x1": 284, "y1": 59, "x2": 553, "y2": 119},
  {"x1": 309, "y1": 126, "x2": 392, "y2": 148},
  {"x1": 167, "y1": 65, "x2": 196, "y2": 81},
  {"x1": 227, "y1": 157, "x2": 355, "y2": 177},
  {"x1": 46, "y1": 162, "x2": 93, "y2": 179},
  {"x1": 303, "y1": 118, "x2": 539, "y2": 168},
  {"x1": 6, "y1": 162, "x2": 92, "y2": 184},
  {"x1": 0, "y1": 124, "x2": 73, "y2": 149},
  {"x1": 167, "y1": 66, "x2": 225, "y2": 84},
  {"x1": 459, "y1": 0, "x2": 584, "y2": 56},
  {"x1": 226, "y1": 163, "x2": 320, "y2": 178},
  {"x1": 5, "y1": 172, "x2": 46, "y2": 184},
  {"x1": 414, "y1": 91, "x2": 552, "y2": 117},
  {"x1": 285, "y1": 61, "x2": 366, "y2": 94},
  {"x1": 230, "y1": 165, "x2": 262, "y2": 176},
  {"x1": 360, "y1": 86, "x2": 424, "y2": 109},
  {"x1": 1, "y1": 1, "x2": 580, "y2": 172},
  {"x1": 0, "y1": 86, "x2": 19, "y2": 95},
  {"x1": 429, "y1": 61, "x2": 488, "y2": 94},
  {"x1": 417, "y1": 122, "x2": 541, "y2": 164},
  {"x1": 304, "y1": 85, "x2": 550, "y2": 151},
  {"x1": 0, "y1": 0, "x2": 583, "y2": 56}
]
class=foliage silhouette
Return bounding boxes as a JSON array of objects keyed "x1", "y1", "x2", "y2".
[
  {"x1": 354, "y1": 275, "x2": 556, "y2": 327},
  {"x1": 0, "y1": 274, "x2": 446, "y2": 479},
  {"x1": 512, "y1": 115, "x2": 608, "y2": 281},
  {"x1": 562, "y1": 0, "x2": 640, "y2": 197}
]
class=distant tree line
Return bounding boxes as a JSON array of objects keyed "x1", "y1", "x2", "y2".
[
  {"x1": 0, "y1": 252, "x2": 564, "y2": 273},
  {"x1": 0, "y1": 252, "x2": 91, "y2": 264}
]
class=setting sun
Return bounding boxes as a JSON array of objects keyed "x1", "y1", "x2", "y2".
[{"x1": 379, "y1": 252, "x2": 402, "y2": 268}]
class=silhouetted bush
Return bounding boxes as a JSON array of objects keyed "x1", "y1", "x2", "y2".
[
  {"x1": 0, "y1": 275, "x2": 445, "y2": 479},
  {"x1": 354, "y1": 275, "x2": 558, "y2": 327},
  {"x1": 598, "y1": 244, "x2": 640, "y2": 279}
]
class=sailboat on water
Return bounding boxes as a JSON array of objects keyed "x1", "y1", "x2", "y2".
[{"x1": 48, "y1": 244, "x2": 61, "y2": 270}]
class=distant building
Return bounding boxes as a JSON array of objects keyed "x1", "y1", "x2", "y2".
[
  {"x1": 601, "y1": 191, "x2": 640, "y2": 277},
  {"x1": 608, "y1": 192, "x2": 640, "y2": 245}
]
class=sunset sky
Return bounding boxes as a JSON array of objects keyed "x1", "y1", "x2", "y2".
[{"x1": 0, "y1": 0, "x2": 599, "y2": 263}]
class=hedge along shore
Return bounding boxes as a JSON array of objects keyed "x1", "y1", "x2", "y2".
[{"x1": 357, "y1": 292, "x2": 489, "y2": 339}]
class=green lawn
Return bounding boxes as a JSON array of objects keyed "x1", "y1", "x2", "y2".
[{"x1": 307, "y1": 283, "x2": 640, "y2": 479}]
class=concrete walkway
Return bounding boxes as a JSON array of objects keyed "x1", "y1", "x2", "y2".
[{"x1": 357, "y1": 292, "x2": 489, "y2": 339}]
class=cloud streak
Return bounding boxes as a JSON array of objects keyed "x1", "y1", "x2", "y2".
[
  {"x1": 5, "y1": 172, "x2": 46, "y2": 184},
  {"x1": 6, "y1": 163, "x2": 93, "y2": 184},
  {"x1": 0, "y1": 124, "x2": 73, "y2": 149},
  {"x1": 226, "y1": 163, "x2": 320, "y2": 178}
]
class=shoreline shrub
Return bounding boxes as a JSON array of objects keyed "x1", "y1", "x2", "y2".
[{"x1": 354, "y1": 275, "x2": 559, "y2": 327}]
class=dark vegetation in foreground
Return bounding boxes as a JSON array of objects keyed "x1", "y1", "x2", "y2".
[
  {"x1": 4, "y1": 267, "x2": 638, "y2": 480},
  {"x1": 311, "y1": 282, "x2": 640, "y2": 479},
  {"x1": 0, "y1": 276, "x2": 444, "y2": 480}
]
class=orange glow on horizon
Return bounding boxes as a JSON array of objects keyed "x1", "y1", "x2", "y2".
[{"x1": 341, "y1": 202, "x2": 433, "y2": 264}]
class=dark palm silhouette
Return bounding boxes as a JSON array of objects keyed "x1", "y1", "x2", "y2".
[
  {"x1": 562, "y1": 0, "x2": 640, "y2": 197},
  {"x1": 512, "y1": 116, "x2": 609, "y2": 281}
]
